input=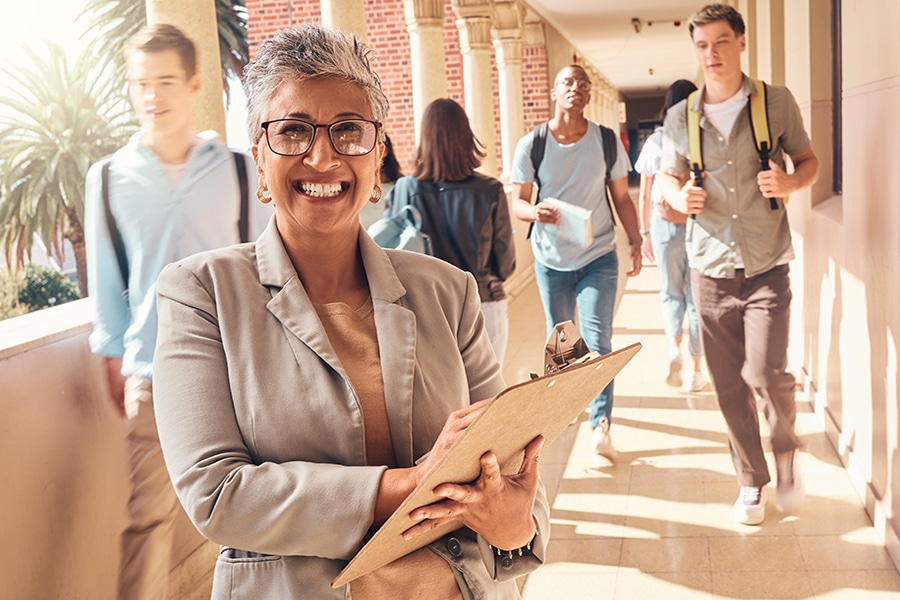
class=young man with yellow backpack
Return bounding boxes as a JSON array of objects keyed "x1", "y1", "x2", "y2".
[{"x1": 657, "y1": 4, "x2": 819, "y2": 526}]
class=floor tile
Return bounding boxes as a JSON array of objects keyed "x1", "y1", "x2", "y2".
[
  {"x1": 615, "y1": 571, "x2": 715, "y2": 599},
  {"x1": 711, "y1": 570, "x2": 814, "y2": 598},
  {"x1": 809, "y1": 569, "x2": 900, "y2": 598},
  {"x1": 708, "y1": 536, "x2": 806, "y2": 571}
]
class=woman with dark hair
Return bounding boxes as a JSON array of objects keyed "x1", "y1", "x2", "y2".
[
  {"x1": 635, "y1": 79, "x2": 708, "y2": 392},
  {"x1": 386, "y1": 98, "x2": 515, "y2": 365}
]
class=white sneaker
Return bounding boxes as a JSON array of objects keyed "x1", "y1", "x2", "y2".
[
  {"x1": 592, "y1": 417, "x2": 616, "y2": 460},
  {"x1": 775, "y1": 450, "x2": 805, "y2": 514},
  {"x1": 734, "y1": 486, "x2": 767, "y2": 525},
  {"x1": 682, "y1": 371, "x2": 709, "y2": 393},
  {"x1": 665, "y1": 359, "x2": 683, "y2": 388}
]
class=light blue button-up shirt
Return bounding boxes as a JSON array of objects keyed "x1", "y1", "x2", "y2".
[{"x1": 85, "y1": 130, "x2": 270, "y2": 379}]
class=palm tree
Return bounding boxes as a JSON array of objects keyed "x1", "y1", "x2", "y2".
[
  {"x1": 79, "y1": 0, "x2": 249, "y2": 101},
  {"x1": 0, "y1": 43, "x2": 137, "y2": 297}
]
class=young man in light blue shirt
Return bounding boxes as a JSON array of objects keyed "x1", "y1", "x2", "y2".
[
  {"x1": 84, "y1": 24, "x2": 269, "y2": 600},
  {"x1": 511, "y1": 64, "x2": 642, "y2": 461}
]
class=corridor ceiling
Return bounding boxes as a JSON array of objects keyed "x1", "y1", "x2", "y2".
[{"x1": 522, "y1": 0, "x2": 703, "y2": 98}]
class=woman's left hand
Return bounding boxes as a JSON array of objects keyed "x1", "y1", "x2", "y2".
[{"x1": 402, "y1": 434, "x2": 545, "y2": 550}]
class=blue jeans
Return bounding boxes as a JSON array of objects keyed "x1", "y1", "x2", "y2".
[
  {"x1": 650, "y1": 216, "x2": 702, "y2": 357},
  {"x1": 534, "y1": 250, "x2": 617, "y2": 429}
]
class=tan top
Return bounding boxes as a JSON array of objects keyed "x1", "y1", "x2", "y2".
[{"x1": 315, "y1": 297, "x2": 463, "y2": 600}]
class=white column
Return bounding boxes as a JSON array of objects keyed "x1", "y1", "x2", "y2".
[
  {"x1": 491, "y1": 2, "x2": 524, "y2": 180},
  {"x1": 146, "y1": 0, "x2": 225, "y2": 138},
  {"x1": 586, "y1": 65, "x2": 601, "y2": 123},
  {"x1": 321, "y1": 0, "x2": 369, "y2": 43},
  {"x1": 404, "y1": 0, "x2": 448, "y2": 142},
  {"x1": 453, "y1": 1, "x2": 498, "y2": 176}
]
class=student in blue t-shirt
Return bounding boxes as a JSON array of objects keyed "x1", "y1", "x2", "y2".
[{"x1": 510, "y1": 64, "x2": 642, "y2": 461}]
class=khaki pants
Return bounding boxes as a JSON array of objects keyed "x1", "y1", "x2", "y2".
[
  {"x1": 119, "y1": 376, "x2": 180, "y2": 600},
  {"x1": 692, "y1": 265, "x2": 802, "y2": 488}
]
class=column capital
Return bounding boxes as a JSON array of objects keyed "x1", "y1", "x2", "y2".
[
  {"x1": 456, "y1": 15, "x2": 493, "y2": 52},
  {"x1": 490, "y1": 0, "x2": 524, "y2": 40},
  {"x1": 492, "y1": 36, "x2": 522, "y2": 67},
  {"x1": 450, "y1": 0, "x2": 491, "y2": 19},
  {"x1": 405, "y1": 0, "x2": 444, "y2": 29},
  {"x1": 522, "y1": 20, "x2": 545, "y2": 47}
]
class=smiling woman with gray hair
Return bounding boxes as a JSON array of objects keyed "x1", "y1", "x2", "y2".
[{"x1": 152, "y1": 24, "x2": 548, "y2": 599}]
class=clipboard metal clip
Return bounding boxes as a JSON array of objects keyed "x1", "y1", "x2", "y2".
[{"x1": 530, "y1": 320, "x2": 600, "y2": 379}]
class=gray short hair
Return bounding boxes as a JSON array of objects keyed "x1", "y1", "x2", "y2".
[{"x1": 243, "y1": 24, "x2": 390, "y2": 145}]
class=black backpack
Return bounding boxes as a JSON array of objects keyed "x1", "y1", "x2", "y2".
[{"x1": 528, "y1": 121, "x2": 619, "y2": 237}]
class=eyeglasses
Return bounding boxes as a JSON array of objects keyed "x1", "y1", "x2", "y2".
[
  {"x1": 556, "y1": 77, "x2": 592, "y2": 92},
  {"x1": 260, "y1": 118, "x2": 382, "y2": 156}
]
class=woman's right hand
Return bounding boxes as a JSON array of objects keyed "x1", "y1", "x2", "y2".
[
  {"x1": 413, "y1": 399, "x2": 491, "y2": 485},
  {"x1": 373, "y1": 399, "x2": 490, "y2": 525}
]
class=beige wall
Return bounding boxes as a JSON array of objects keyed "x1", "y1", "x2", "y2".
[
  {"x1": 0, "y1": 301, "x2": 213, "y2": 599},
  {"x1": 769, "y1": 0, "x2": 900, "y2": 572}
]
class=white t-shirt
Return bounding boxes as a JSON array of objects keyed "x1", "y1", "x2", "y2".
[{"x1": 704, "y1": 88, "x2": 747, "y2": 138}]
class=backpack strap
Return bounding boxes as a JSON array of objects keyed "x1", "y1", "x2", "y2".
[
  {"x1": 100, "y1": 158, "x2": 129, "y2": 297},
  {"x1": 526, "y1": 122, "x2": 549, "y2": 238},
  {"x1": 232, "y1": 151, "x2": 250, "y2": 242},
  {"x1": 597, "y1": 123, "x2": 618, "y2": 226},
  {"x1": 748, "y1": 79, "x2": 779, "y2": 210},
  {"x1": 530, "y1": 121, "x2": 549, "y2": 194},
  {"x1": 687, "y1": 89, "x2": 703, "y2": 177}
]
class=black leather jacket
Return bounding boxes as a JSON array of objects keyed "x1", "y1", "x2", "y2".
[{"x1": 385, "y1": 173, "x2": 515, "y2": 302}]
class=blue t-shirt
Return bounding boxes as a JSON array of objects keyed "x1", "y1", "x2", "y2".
[{"x1": 511, "y1": 123, "x2": 631, "y2": 270}]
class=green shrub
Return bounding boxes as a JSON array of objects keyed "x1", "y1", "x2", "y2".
[{"x1": 16, "y1": 264, "x2": 80, "y2": 312}]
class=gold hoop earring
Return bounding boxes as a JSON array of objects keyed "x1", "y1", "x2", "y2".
[
  {"x1": 257, "y1": 186, "x2": 272, "y2": 204},
  {"x1": 370, "y1": 185, "x2": 382, "y2": 203}
]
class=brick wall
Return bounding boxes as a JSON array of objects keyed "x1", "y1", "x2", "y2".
[{"x1": 244, "y1": 0, "x2": 550, "y2": 177}]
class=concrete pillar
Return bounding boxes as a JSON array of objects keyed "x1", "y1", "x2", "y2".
[
  {"x1": 146, "y1": 0, "x2": 226, "y2": 139},
  {"x1": 404, "y1": 0, "x2": 448, "y2": 142},
  {"x1": 490, "y1": 1, "x2": 525, "y2": 180},
  {"x1": 321, "y1": 0, "x2": 368, "y2": 43},
  {"x1": 453, "y1": 0, "x2": 498, "y2": 176}
]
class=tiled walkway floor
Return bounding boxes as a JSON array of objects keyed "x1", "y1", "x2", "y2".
[{"x1": 503, "y1": 265, "x2": 900, "y2": 599}]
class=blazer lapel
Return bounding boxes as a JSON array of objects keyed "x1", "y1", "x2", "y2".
[
  {"x1": 360, "y1": 233, "x2": 418, "y2": 467},
  {"x1": 256, "y1": 220, "x2": 342, "y2": 373}
]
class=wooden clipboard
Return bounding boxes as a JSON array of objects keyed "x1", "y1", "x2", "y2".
[{"x1": 332, "y1": 342, "x2": 641, "y2": 588}]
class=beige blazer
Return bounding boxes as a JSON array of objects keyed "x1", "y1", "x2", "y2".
[{"x1": 154, "y1": 218, "x2": 549, "y2": 599}]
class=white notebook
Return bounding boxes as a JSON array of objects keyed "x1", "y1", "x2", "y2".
[{"x1": 544, "y1": 197, "x2": 593, "y2": 248}]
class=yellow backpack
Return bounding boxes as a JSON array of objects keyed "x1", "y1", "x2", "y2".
[{"x1": 687, "y1": 79, "x2": 782, "y2": 210}]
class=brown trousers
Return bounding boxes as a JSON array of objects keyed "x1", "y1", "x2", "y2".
[
  {"x1": 119, "y1": 377, "x2": 180, "y2": 600},
  {"x1": 692, "y1": 265, "x2": 802, "y2": 487}
]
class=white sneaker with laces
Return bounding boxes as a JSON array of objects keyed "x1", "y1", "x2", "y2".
[
  {"x1": 734, "y1": 486, "x2": 767, "y2": 525},
  {"x1": 682, "y1": 371, "x2": 709, "y2": 393},
  {"x1": 592, "y1": 417, "x2": 616, "y2": 460},
  {"x1": 775, "y1": 450, "x2": 805, "y2": 514}
]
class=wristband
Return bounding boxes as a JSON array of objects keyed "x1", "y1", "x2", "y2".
[
  {"x1": 640, "y1": 230, "x2": 650, "y2": 236},
  {"x1": 489, "y1": 528, "x2": 538, "y2": 558}
]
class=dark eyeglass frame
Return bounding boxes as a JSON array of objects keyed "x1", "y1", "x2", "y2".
[
  {"x1": 260, "y1": 118, "x2": 383, "y2": 157},
  {"x1": 556, "y1": 76, "x2": 592, "y2": 92}
]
